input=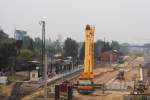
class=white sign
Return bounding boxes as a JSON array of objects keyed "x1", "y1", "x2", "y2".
[{"x1": 0, "y1": 76, "x2": 8, "y2": 84}]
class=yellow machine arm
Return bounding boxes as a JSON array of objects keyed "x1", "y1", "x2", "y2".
[
  {"x1": 75, "y1": 25, "x2": 102, "y2": 94},
  {"x1": 84, "y1": 25, "x2": 95, "y2": 74}
]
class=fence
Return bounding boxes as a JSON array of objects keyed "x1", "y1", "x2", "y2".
[{"x1": 124, "y1": 95, "x2": 150, "y2": 100}]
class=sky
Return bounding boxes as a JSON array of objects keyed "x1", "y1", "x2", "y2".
[{"x1": 0, "y1": 0, "x2": 150, "y2": 45}]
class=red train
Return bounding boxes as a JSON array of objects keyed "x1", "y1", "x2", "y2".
[{"x1": 100, "y1": 50, "x2": 118, "y2": 62}]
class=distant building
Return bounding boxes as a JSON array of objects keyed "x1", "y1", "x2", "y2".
[{"x1": 14, "y1": 29, "x2": 27, "y2": 40}]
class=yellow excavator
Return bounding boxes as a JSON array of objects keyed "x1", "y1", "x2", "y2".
[{"x1": 75, "y1": 25, "x2": 101, "y2": 94}]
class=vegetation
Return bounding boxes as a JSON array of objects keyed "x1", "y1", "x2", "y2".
[
  {"x1": 18, "y1": 49, "x2": 33, "y2": 60},
  {"x1": 0, "y1": 42, "x2": 16, "y2": 68},
  {"x1": 0, "y1": 27, "x2": 124, "y2": 71},
  {"x1": 79, "y1": 39, "x2": 121, "y2": 60},
  {"x1": 119, "y1": 43, "x2": 130, "y2": 55},
  {"x1": 63, "y1": 38, "x2": 78, "y2": 58},
  {"x1": 0, "y1": 30, "x2": 16, "y2": 69},
  {"x1": 79, "y1": 42, "x2": 85, "y2": 60}
]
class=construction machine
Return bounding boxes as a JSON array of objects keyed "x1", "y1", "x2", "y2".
[
  {"x1": 131, "y1": 80, "x2": 149, "y2": 95},
  {"x1": 75, "y1": 25, "x2": 101, "y2": 94}
]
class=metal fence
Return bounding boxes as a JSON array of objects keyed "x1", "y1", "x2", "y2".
[{"x1": 124, "y1": 95, "x2": 150, "y2": 100}]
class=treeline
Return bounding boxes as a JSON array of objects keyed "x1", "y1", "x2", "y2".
[
  {"x1": 0, "y1": 30, "x2": 79, "y2": 70},
  {"x1": 0, "y1": 29, "x2": 123, "y2": 71},
  {"x1": 79, "y1": 40, "x2": 120, "y2": 60}
]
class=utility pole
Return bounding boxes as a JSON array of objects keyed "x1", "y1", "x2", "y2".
[
  {"x1": 39, "y1": 21, "x2": 47, "y2": 99},
  {"x1": 44, "y1": 54, "x2": 48, "y2": 99},
  {"x1": 39, "y1": 21, "x2": 45, "y2": 77},
  {"x1": 109, "y1": 50, "x2": 112, "y2": 67}
]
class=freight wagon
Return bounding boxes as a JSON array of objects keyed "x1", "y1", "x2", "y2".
[{"x1": 100, "y1": 50, "x2": 118, "y2": 62}]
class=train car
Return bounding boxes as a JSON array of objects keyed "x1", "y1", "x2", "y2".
[{"x1": 100, "y1": 50, "x2": 118, "y2": 62}]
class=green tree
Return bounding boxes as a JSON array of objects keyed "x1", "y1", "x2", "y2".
[
  {"x1": 34, "y1": 37, "x2": 42, "y2": 49},
  {"x1": 79, "y1": 42, "x2": 85, "y2": 60},
  {"x1": 101, "y1": 41, "x2": 112, "y2": 52},
  {"x1": 53, "y1": 40, "x2": 62, "y2": 54},
  {"x1": 18, "y1": 49, "x2": 33, "y2": 60},
  {"x1": 22, "y1": 36, "x2": 34, "y2": 50},
  {"x1": 63, "y1": 38, "x2": 78, "y2": 58},
  {"x1": 0, "y1": 30, "x2": 8, "y2": 42},
  {"x1": 0, "y1": 42, "x2": 16, "y2": 69},
  {"x1": 0, "y1": 30, "x2": 16, "y2": 69},
  {"x1": 46, "y1": 41, "x2": 55, "y2": 57},
  {"x1": 120, "y1": 43, "x2": 130, "y2": 55},
  {"x1": 94, "y1": 40, "x2": 105, "y2": 58},
  {"x1": 111, "y1": 41, "x2": 120, "y2": 50}
]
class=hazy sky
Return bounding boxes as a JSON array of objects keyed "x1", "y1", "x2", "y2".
[{"x1": 0, "y1": 0, "x2": 150, "y2": 44}]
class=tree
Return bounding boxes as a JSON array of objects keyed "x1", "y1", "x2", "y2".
[
  {"x1": 101, "y1": 41, "x2": 112, "y2": 52},
  {"x1": 0, "y1": 30, "x2": 8, "y2": 41},
  {"x1": 120, "y1": 43, "x2": 130, "y2": 55},
  {"x1": 46, "y1": 39, "x2": 55, "y2": 57},
  {"x1": 22, "y1": 36, "x2": 34, "y2": 50},
  {"x1": 79, "y1": 42, "x2": 85, "y2": 60},
  {"x1": 0, "y1": 30, "x2": 16, "y2": 69},
  {"x1": 18, "y1": 49, "x2": 33, "y2": 60},
  {"x1": 53, "y1": 40, "x2": 62, "y2": 54},
  {"x1": 34, "y1": 37, "x2": 42, "y2": 49},
  {"x1": 0, "y1": 42, "x2": 16, "y2": 69},
  {"x1": 111, "y1": 41, "x2": 120, "y2": 50},
  {"x1": 94, "y1": 40, "x2": 104, "y2": 58},
  {"x1": 63, "y1": 38, "x2": 78, "y2": 58}
]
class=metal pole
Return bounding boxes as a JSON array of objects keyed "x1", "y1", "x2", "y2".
[
  {"x1": 109, "y1": 51, "x2": 112, "y2": 67},
  {"x1": 44, "y1": 54, "x2": 48, "y2": 99},
  {"x1": 43, "y1": 21, "x2": 45, "y2": 71},
  {"x1": 68, "y1": 86, "x2": 73, "y2": 100},
  {"x1": 55, "y1": 85, "x2": 60, "y2": 100},
  {"x1": 39, "y1": 21, "x2": 47, "y2": 98},
  {"x1": 40, "y1": 21, "x2": 45, "y2": 77}
]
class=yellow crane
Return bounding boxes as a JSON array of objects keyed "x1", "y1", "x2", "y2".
[{"x1": 76, "y1": 25, "x2": 101, "y2": 94}]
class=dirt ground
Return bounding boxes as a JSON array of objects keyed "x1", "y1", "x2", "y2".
[
  {"x1": 124, "y1": 67, "x2": 140, "y2": 81},
  {"x1": 93, "y1": 67, "x2": 114, "y2": 74},
  {"x1": 74, "y1": 91, "x2": 129, "y2": 100},
  {"x1": 124, "y1": 57, "x2": 144, "y2": 81},
  {"x1": 0, "y1": 83, "x2": 14, "y2": 99}
]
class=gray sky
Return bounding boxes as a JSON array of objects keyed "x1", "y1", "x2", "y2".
[{"x1": 0, "y1": 0, "x2": 150, "y2": 44}]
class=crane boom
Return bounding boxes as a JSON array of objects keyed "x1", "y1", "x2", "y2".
[{"x1": 84, "y1": 25, "x2": 95, "y2": 74}]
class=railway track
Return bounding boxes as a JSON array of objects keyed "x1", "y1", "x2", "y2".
[
  {"x1": 95, "y1": 71, "x2": 118, "y2": 84},
  {"x1": 9, "y1": 82, "x2": 23, "y2": 100},
  {"x1": 21, "y1": 68, "x2": 83, "y2": 100}
]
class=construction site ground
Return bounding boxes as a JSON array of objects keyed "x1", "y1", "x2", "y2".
[
  {"x1": 0, "y1": 55, "x2": 145, "y2": 100},
  {"x1": 73, "y1": 56, "x2": 144, "y2": 100},
  {"x1": 74, "y1": 91, "x2": 129, "y2": 100}
]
